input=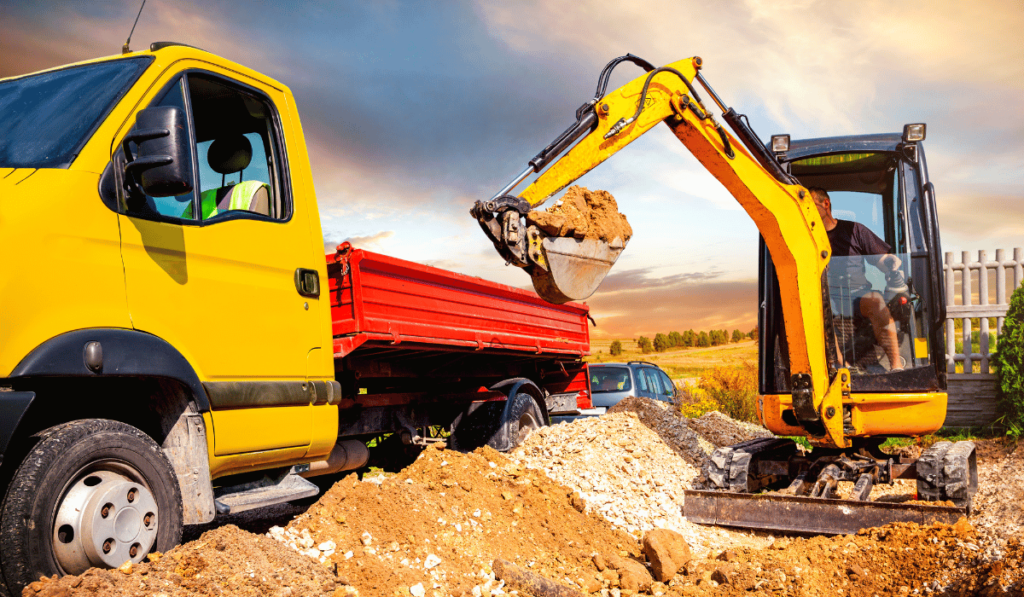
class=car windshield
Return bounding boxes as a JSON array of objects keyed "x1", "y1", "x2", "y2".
[
  {"x1": 591, "y1": 367, "x2": 632, "y2": 393},
  {"x1": 0, "y1": 57, "x2": 151, "y2": 168}
]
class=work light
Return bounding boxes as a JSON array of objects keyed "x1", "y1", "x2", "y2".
[
  {"x1": 771, "y1": 134, "x2": 790, "y2": 153},
  {"x1": 902, "y1": 123, "x2": 926, "y2": 143}
]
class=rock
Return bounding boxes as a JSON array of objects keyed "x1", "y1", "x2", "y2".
[
  {"x1": 642, "y1": 529, "x2": 692, "y2": 582},
  {"x1": 711, "y1": 564, "x2": 734, "y2": 585},
  {"x1": 424, "y1": 554, "x2": 442, "y2": 569},
  {"x1": 583, "y1": 577, "x2": 603, "y2": 593},
  {"x1": 607, "y1": 556, "x2": 652, "y2": 592},
  {"x1": 117, "y1": 561, "x2": 132, "y2": 574},
  {"x1": 848, "y1": 563, "x2": 867, "y2": 579},
  {"x1": 717, "y1": 549, "x2": 737, "y2": 562},
  {"x1": 410, "y1": 583, "x2": 426, "y2": 597},
  {"x1": 593, "y1": 554, "x2": 607, "y2": 571}
]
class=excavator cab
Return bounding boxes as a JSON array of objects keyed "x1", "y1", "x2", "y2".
[{"x1": 759, "y1": 129, "x2": 947, "y2": 437}]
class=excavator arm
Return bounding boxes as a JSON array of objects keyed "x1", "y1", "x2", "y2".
[{"x1": 471, "y1": 56, "x2": 850, "y2": 448}]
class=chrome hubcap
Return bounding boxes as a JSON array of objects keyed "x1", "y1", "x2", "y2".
[{"x1": 52, "y1": 467, "x2": 158, "y2": 574}]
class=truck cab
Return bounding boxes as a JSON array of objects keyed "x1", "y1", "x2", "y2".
[{"x1": 0, "y1": 44, "x2": 591, "y2": 593}]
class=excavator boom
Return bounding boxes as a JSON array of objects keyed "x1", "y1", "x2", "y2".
[{"x1": 473, "y1": 56, "x2": 848, "y2": 449}]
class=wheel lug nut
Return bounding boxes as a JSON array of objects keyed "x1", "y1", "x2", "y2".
[
  {"x1": 144, "y1": 513, "x2": 153, "y2": 527},
  {"x1": 103, "y1": 539, "x2": 113, "y2": 554},
  {"x1": 129, "y1": 543, "x2": 139, "y2": 558},
  {"x1": 127, "y1": 488, "x2": 137, "y2": 503}
]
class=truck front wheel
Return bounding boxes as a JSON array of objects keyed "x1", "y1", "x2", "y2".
[{"x1": 0, "y1": 419, "x2": 183, "y2": 592}]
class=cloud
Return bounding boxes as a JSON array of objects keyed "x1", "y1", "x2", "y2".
[
  {"x1": 324, "y1": 230, "x2": 396, "y2": 253},
  {"x1": 586, "y1": 279, "x2": 758, "y2": 339},
  {"x1": 597, "y1": 267, "x2": 724, "y2": 293}
]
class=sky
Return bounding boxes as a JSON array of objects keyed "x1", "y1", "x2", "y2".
[{"x1": 2, "y1": 0, "x2": 1022, "y2": 339}]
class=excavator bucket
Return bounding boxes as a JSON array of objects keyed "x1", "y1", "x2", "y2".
[{"x1": 529, "y1": 236, "x2": 627, "y2": 304}]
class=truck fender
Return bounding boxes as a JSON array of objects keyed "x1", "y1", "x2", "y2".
[
  {"x1": 489, "y1": 378, "x2": 548, "y2": 421},
  {"x1": 0, "y1": 391, "x2": 35, "y2": 468},
  {"x1": 489, "y1": 378, "x2": 548, "y2": 451},
  {"x1": 10, "y1": 328, "x2": 211, "y2": 411}
]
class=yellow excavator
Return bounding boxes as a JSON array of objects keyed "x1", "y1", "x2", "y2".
[{"x1": 471, "y1": 55, "x2": 977, "y2": 534}]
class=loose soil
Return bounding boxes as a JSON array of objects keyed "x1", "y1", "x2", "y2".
[
  {"x1": 26, "y1": 399, "x2": 1024, "y2": 597},
  {"x1": 526, "y1": 186, "x2": 632, "y2": 243}
]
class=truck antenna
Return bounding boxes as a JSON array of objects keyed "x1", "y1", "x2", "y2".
[{"x1": 122, "y1": 0, "x2": 147, "y2": 54}]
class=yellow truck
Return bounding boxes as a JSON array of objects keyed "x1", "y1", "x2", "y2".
[{"x1": 0, "y1": 43, "x2": 593, "y2": 593}]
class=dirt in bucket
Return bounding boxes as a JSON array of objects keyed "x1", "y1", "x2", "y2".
[{"x1": 526, "y1": 186, "x2": 632, "y2": 244}]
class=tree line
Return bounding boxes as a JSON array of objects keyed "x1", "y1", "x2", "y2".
[{"x1": 609, "y1": 327, "x2": 758, "y2": 355}]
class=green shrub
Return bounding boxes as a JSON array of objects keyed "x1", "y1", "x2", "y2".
[
  {"x1": 994, "y1": 284, "x2": 1024, "y2": 438},
  {"x1": 609, "y1": 340, "x2": 623, "y2": 356},
  {"x1": 694, "y1": 363, "x2": 759, "y2": 423}
]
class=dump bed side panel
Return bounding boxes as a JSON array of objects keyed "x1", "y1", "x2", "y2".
[{"x1": 327, "y1": 247, "x2": 590, "y2": 357}]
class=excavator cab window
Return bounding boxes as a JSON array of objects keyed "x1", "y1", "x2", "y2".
[{"x1": 761, "y1": 147, "x2": 943, "y2": 394}]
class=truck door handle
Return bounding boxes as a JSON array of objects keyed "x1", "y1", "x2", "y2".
[{"x1": 295, "y1": 268, "x2": 320, "y2": 298}]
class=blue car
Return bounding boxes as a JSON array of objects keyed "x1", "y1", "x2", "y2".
[{"x1": 552, "y1": 361, "x2": 679, "y2": 422}]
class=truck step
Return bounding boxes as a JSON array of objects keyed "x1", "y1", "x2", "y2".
[
  {"x1": 214, "y1": 472, "x2": 319, "y2": 515},
  {"x1": 683, "y1": 489, "x2": 965, "y2": 535}
]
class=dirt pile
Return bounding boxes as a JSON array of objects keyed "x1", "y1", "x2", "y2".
[
  {"x1": 607, "y1": 397, "x2": 772, "y2": 466},
  {"x1": 667, "y1": 518, "x2": 1022, "y2": 596},
  {"x1": 26, "y1": 402, "x2": 1024, "y2": 596},
  {"x1": 526, "y1": 186, "x2": 632, "y2": 243},
  {"x1": 971, "y1": 440, "x2": 1024, "y2": 559},
  {"x1": 20, "y1": 524, "x2": 339, "y2": 597},
  {"x1": 273, "y1": 445, "x2": 637, "y2": 597}
]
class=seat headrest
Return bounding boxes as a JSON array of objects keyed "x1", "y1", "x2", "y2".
[{"x1": 207, "y1": 135, "x2": 252, "y2": 174}]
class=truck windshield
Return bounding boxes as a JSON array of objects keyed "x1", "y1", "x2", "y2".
[{"x1": 0, "y1": 57, "x2": 151, "y2": 169}]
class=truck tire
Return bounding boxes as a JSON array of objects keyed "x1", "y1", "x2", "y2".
[
  {"x1": 916, "y1": 440, "x2": 977, "y2": 511},
  {"x1": 0, "y1": 419, "x2": 183, "y2": 593},
  {"x1": 503, "y1": 392, "x2": 544, "y2": 448},
  {"x1": 451, "y1": 393, "x2": 545, "y2": 452}
]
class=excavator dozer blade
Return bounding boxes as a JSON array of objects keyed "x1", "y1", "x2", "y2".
[
  {"x1": 529, "y1": 237, "x2": 626, "y2": 304},
  {"x1": 683, "y1": 490, "x2": 965, "y2": 536}
]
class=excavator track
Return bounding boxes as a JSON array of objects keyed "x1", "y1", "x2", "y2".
[
  {"x1": 688, "y1": 438, "x2": 977, "y2": 535},
  {"x1": 683, "y1": 490, "x2": 965, "y2": 536}
]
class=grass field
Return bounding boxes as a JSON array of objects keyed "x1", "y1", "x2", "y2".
[{"x1": 587, "y1": 339, "x2": 758, "y2": 382}]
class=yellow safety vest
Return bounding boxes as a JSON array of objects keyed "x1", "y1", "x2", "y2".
[{"x1": 182, "y1": 180, "x2": 267, "y2": 220}]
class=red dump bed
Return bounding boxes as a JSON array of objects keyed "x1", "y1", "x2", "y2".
[{"x1": 327, "y1": 246, "x2": 590, "y2": 358}]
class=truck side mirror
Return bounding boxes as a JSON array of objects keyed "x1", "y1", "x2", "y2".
[{"x1": 122, "y1": 106, "x2": 192, "y2": 198}]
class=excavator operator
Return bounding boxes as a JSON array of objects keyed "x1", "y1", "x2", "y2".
[{"x1": 810, "y1": 187, "x2": 905, "y2": 371}]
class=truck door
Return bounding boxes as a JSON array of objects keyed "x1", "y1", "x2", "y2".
[{"x1": 117, "y1": 71, "x2": 323, "y2": 456}]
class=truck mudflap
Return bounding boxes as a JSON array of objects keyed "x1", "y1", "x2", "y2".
[{"x1": 683, "y1": 490, "x2": 965, "y2": 536}]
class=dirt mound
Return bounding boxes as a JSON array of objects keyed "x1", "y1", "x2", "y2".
[
  {"x1": 607, "y1": 397, "x2": 772, "y2": 466},
  {"x1": 22, "y1": 524, "x2": 338, "y2": 597},
  {"x1": 526, "y1": 186, "x2": 632, "y2": 243},
  {"x1": 274, "y1": 445, "x2": 637, "y2": 597},
  {"x1": 27, "y1": 411, "x2": 1024, "y2": 596},
  {"x1": 667, "y1": 518, "x2": 1022, "y2": 596},
  {"x1": 683, "y1": 410, "x2": 772, "y2": 449},
  {"x1": 972, "y1": 439, "x2": 1024, "y2": 559}
]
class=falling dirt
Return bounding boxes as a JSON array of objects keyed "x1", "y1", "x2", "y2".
[
  {"x1": 526, "y1": 186, "x2": 632, "y2": 243},
  {"x1": 25, "y1": 399, "x2": 1024, "y2": 596}
]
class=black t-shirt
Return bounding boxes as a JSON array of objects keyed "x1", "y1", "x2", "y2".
[{"x1": 827, "y1": 220, "x2": 891, "y2": 295}]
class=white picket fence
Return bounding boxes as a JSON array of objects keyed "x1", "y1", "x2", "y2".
[{"x1": 943, "y1": 248, "x2": 1023, "y2": 427}]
